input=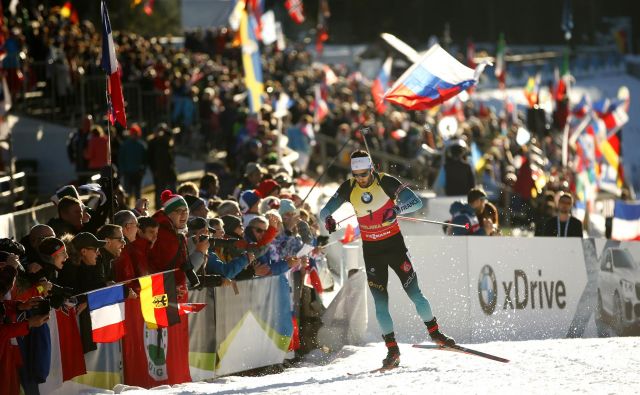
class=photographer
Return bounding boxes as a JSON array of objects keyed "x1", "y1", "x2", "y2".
[{"x1": 186, "y1": 217, "x2": 252, "y2": 281}]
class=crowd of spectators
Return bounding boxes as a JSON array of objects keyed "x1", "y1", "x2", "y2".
[
  {"x1": 1, "y1": 163, "x2": 329, "y2": 390},
  {"x1": 0, "y1": 3, "x2": 633, "y2": 392}
]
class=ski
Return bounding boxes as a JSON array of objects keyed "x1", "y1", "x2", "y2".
[
  {"x1": 412, "y1": 344, "x2": 509, "y2": 363},
  {"x1": 347, "y1": 365, "x2": 399, "y2": 376}
]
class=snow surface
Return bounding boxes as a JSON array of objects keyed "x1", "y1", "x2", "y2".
[{"x1": 115, "y1": 337, "x2": 640, "y2": 395}]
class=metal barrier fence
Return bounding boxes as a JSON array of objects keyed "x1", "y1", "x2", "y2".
[
  {"x1": 0, "y1": 171, "x2": 27, "y2": 213},
  {"x1": 13, "y1": 62, "x2": 176, "y2": 129}
]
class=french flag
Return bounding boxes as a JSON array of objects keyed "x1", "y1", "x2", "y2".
[
  {"x1": 87, "y1": 285, "x2": 126, "y2": 343},
  {"x1": 384, "y1": 44, "x2": 486, "y2": 110},
  {"x1": 372, "y1": 57, "x2": 392, "y2": 114},
  {"x1": 612, "y1": 201, "x2": 640, "y2": 241},
  {"x1": 101, "y1": 1, "x2": 127, "y2": 127}
]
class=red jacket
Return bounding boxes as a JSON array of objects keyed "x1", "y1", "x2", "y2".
[
  {"x1": 114, "y1": 236, "x2": 153, "y2": 292},
  {"x1": 148, "y1": 210, "x2": 188, "y2": 290}
]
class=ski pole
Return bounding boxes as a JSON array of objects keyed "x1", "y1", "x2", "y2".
[
  {"x1": 333, "y1": 214, "x2": 468, "y2": 229},
  {"x1": 397, "y1": 216, "x2": 469, "y2": 229},
  {"x1": 300, "y1": 137, "x2": 352, "y2": 206}
]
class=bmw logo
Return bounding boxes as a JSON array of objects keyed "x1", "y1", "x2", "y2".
[
  {"x1": 478, "y1": 265, "x2": 497, "y2": 315},
  {"x1": 361, "y1": 192, "x2": 373, "y2": 204}
]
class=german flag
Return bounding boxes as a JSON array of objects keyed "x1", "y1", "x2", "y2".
[{"x1": 139, "y1": 271, "x2": 180, "y2": 327}]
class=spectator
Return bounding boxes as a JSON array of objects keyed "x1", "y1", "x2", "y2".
[
  {"x1": 118, "y1": 124, "x2": 147, "y2": 201},
  {"x1": 47, "y1": 196, "x2": 84, "y2": 237},
  {"x1": 185, "y1": 195, "x2": 210, "y2": 219},
  {"x1": 482, "y1": 201, "x2": 501, "y2": 236},
  {"x1": 449, "y1": 188, "x2": 493, "y2": 236},
  {"x1": 257, "y1": 179, "x2": 281, "y2": 198},
  {"x1": 444, "y1": 139, "x2": 475, "y2": 196},
  {"x1": 1, "y1": 256, "x2": 50, "y2": 395},
  {"x1": 148, "y1": 124, "x2": 178, "y2": 209},
  {"x1": 96, "y1": 224, "x2": 126, "y2": 283},
  {"x1": 199, "y1": 173, "x2": 221, "y2": 200},
  {"x1": 217, "y1": 200, "x2": 242, "y2": 217},
  {"x1": 539, "y1": 192, "x2": 583, "y2": 237},
  {"x1": 114, "y1": 210, "x2": 140, "y2": 243},
  {"x1": 148, "y1": 190, "x2": 195, "y2": 384},
  {"x1": 115, "y1": 216, "x2": 159, "y2": 284},
  {"x1": 233, "y1": 162, "x2": 266, "y2": 198},
  {"x1": 260, "y1": 196, "x2": 281, "y2": 214},
  {"x1": 67, "y1": 115, "x2": 93, "y2": 181},
  {"x1": 239, "y1": 189, "x2": 262, "y2": 227},
  {"x1": 245, "y1": 216, "x2": 298, "y2": 276},
  {"x1": 286, "y1": 115, "x2": 315, "y2": 172},
  {"x1": 19, "y1": 224, "x2": 55, "y2": 274},
  {"x1": 84, "y1": 126, "x2": 110, "y2": 172},
  {"x1": 70, "y1": 232, "x2": 108, "y2": 353},
  {"x1": 177, "y1": 181, "x2": 199, "y2": 197},
  {"x1": 186, "y1": 217, "x2": 249, "y2": 279}
]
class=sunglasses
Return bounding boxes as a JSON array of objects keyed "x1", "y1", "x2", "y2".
[
  {"x1": 352, "y1": 171, "x2": 370, "y2": 178},
  {"x1": 252, "y1": 227, "x2": 267, "y2": 234}
]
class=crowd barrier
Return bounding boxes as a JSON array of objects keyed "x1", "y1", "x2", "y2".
[
  {"x1": 338, "y1": 232, "x2": 640, "y2": 344},
  {"x1": 39, "y1": 275, "x2": 292, "y2": 395}
]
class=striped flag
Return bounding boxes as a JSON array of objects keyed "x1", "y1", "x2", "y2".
[
  {"x1": 383, "y1": 44, "x2": 486, "y2": 110},
  {"x1": 372, "y1": 57, "x2": 393, "y2": 114},
  {"x1": 139, "y1": 271, "x2": 180, "y2": 327},
  {"x1": 612, "y1": 201, "x2": 640, "y2": 241},
  {"x1": 240, "y1": 8, "x2": 264, "y2": 113},
  {"x1": 87, "y1": 285, "x2": 127, "y2": 342},
  {"x1": 101, "y1": 1, "x2": 127, "y2": 127}
]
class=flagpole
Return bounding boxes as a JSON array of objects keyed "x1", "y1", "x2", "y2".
[
  {"x1": 104, "y1": 76, "x2": 116, "y2": 224},
  {"x1": 70, "y1": 268, "x2": 179, "y2": 299}
]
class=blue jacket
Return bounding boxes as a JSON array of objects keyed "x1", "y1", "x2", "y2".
[
  {"x1": 450, "y1": 201, "x2": 486, "y2": 236},
  {"x1": 205, "y1": 252, "x2": 250, "y2": 279}
]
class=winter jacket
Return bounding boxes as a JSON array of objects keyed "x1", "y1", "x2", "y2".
[
  {"x1": 114, "y1": 237, "x2": 153, "y2": 292},
  {"x1": 449, "y1": 201, "x2": 486, "y2": 236},
  {"x1": 118, "y1": 137, "x2": 147, "y2": 175},
  {"x1": 148, "y1": 210, "x2": 188, "y2": 290}
]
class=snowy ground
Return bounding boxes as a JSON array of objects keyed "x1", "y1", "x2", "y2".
[{"x1": 119, "y1": 337, "x2": 640, "y2": 395}]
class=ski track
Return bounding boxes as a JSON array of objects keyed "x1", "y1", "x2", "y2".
[{"x1": 121, "y1": 337, "x2": 640, "y2": 395}]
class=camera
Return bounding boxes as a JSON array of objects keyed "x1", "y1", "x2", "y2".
[
  {"x1": 31, "y1": 298, "x2": 51, "y2": 316},
  {"x1": 194, "y1": 235, "x2": 236, "y2": 248}
]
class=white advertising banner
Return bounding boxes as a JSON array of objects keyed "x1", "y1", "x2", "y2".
[{"x1": 467, "y1": 237, "x2": 588, "y2": 342}]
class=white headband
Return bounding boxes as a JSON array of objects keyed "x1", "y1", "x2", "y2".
[{"x1": 351, "y1": 156, "x2": 372, "y2": 171}]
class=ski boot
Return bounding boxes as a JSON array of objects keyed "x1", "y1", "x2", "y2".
[
  {"x1": 425, "y1": 317, "x2": 456, "y2": 347},
  {"x1": 381, "y1": 332, "x2": 401, "y2": 370}
]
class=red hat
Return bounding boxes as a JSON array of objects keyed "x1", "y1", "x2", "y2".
[
  {"x1": 257, "y1": 179, "x2": 280, "y2": 198},
  {"x1": 129, "y1": 123, "x2": 142, "y2": 137}
]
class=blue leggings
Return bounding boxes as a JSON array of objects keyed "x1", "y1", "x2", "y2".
[{"x1": 365, "y1": 248, "x2": 434, "y2": 335}]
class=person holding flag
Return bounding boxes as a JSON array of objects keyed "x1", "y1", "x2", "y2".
[{"x1": 319, "y1": 150, "x2": 455, "y2": 370}]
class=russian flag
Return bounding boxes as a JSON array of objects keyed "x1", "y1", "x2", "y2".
[
  {"x1": 384, "y1": 44, "x2": 486, "y2": 110},
  {"x1": 612, "y1": 201, "x2": 640, "y2": 241},
  {"x1": 372, "y1": 57, "x2": 392, "y2": 114},
  {"x1": 100, "y1": 1, "x2": 127, "y2": 128},
  {"x1": 87, "y1": 285, "x2": 126, "y2": 343}
]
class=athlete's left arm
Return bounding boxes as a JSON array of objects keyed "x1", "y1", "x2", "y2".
[
  {"x1": 395, "y1": 187, "x2": 423, "y2": 214},
  {"x1": 380, "y1": 174, "x2": 423, "y2": 214}
]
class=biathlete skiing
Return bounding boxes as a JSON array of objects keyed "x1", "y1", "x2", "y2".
[{"x1": 319, "y1": 149, "x2": 455, "y2": 370}]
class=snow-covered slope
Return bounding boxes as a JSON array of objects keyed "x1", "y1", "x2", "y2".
[{"x1": 118, "y1": 337, "x2": 640, "y2": 395}]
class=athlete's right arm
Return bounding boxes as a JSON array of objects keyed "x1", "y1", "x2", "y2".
[{"x1": 319, "y1": 181, "x2": 350, "y2": 223}]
